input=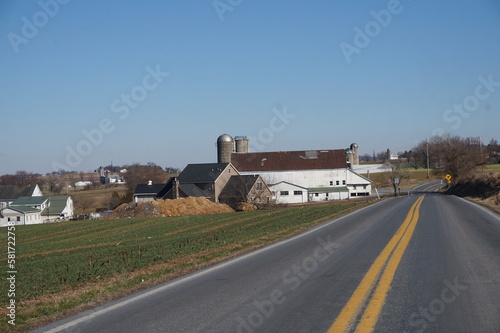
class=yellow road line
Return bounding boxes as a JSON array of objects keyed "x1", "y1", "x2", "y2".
[
  {"x1": 327, "y1": 195, "x2": 425, "y2": 333},
  {"x1": 354, "y1": 196, "x2": 423, "y2": 333},
  {"x1": 422, "y1": 183, "x2": 438, "y2": 191}
]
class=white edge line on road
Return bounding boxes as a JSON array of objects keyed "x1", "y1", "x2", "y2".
[
  {"x1": 454, "y1": 196, "x2": 500, "y2": 221},
  {"x1": 37, "y1": 198, "x2": 393, "y2": 333}
]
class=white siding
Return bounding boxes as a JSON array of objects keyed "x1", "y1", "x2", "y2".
[
  {"x1": 60, "y1": 197, "x2": 74, "y2": 219},
  {"x1": 0, "y1": 209, "x2": 42, "y2": 227},
  {"x1": 270, "y1": 182, "x2": 308, "y2": 204},
  {"x1": 240, "y1": 169, "x2": 371, "y2": 200},
  {"x1": 308, "y1": 191, "x2": 349, "y2": 202}
]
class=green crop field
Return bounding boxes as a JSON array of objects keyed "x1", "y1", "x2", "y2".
[
  {"x1": 1, "y1": 200, "x2": 376, "y2": 331},
  {"x1": 482, "y1": 164, "x2": 500, "y2": 172}
]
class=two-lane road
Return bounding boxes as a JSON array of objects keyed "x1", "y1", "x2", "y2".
[{"x1": 33, "y1": 189, "x2": 500, "y2": 333}]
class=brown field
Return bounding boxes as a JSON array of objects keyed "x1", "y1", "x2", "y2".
[{"x1": 360, "y1": 168, "x2": 441, "y2": 189}]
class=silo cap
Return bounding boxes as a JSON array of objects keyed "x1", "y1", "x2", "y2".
[{"x1": 217, "y1": 134, "x2": 234, "y2": 143}]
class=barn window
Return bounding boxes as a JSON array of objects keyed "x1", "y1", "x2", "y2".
[
  {"x1": 280, "y1": 191, "x2": 289, "y2": 196},
  {"x1": 294, "y1": 191, "x2": 303, "y2": 195},
  {"x1": 256, "y1": 182, "x2": 263, "y2": 190},
  {"x1": 336, "y1": 180, "x2": 340, "y2": 185},
  {"x1": 343, "y1": 180, "x2": 346, "y2": 185}
]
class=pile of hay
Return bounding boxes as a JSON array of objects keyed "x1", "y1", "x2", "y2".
[{"x1": 106, "y1": 197, "x2": 234, "y2": 219}]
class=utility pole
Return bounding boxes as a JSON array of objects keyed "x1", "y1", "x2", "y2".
[{"x1": 426, "y1": 139, "x2": 430, "y2": 179}]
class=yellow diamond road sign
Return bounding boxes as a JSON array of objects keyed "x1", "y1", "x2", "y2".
[{"x1": 445, "y1": 174, "x2": 452, "y2": 180}]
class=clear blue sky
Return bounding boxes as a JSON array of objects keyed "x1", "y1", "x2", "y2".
[{"x1": 1, "y1": 0, "x2": 499, "y2": 174}]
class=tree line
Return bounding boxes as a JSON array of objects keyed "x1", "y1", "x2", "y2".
[
  {"x1": 404, "y1": 135, "x2": 498, "y2": 179},
  {"x1": 0, "y1": 163, "x2": 181, "y2": 195}
]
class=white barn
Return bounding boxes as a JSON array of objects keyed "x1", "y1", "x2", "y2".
[{"x1": 230, "y1": 149, "x2": 371, "y2": 202}]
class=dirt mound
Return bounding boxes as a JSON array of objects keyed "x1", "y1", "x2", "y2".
[
  {"x1": 106, "y1": 201, "x2": 163, "y2": 219},
  {"x1": 107, "y1": 197, "x2": 234, "y2": 219},
  {"x1": 234, "y1": 202, "x2": 256, "y2": 211},
  {"x1": 157, "y1": 197, "x2": 234, "y2": 216},
  {"x1": 446, "y1": 172, "x2": 500, "y2": 199},
  {"x1": 446, "y1": 172, "x2": 500, "y2": 213}
]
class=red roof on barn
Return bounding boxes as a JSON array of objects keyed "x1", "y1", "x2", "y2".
[{"x1": 230, "y1": 150, "x2": 347, "y2": 172}]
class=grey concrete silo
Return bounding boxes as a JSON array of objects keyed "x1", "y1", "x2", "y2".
[
  {"x1": 217, "y1": 134, "x2": 234, "y2": 163},
  {"x1": 235, "y1": 136, "x2": 249, "y2": 153},
  {"x1": 350, "y1": 143, "x2": 359, "y2": 165}
]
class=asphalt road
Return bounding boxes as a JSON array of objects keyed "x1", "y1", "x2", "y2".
[{"x1": 32, "y1": 185, "x2": 500, "y2": 333}]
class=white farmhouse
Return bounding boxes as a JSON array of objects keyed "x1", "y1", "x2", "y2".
[{"x1": 0, "y1": 195, "x2": 74, "y2": 226}]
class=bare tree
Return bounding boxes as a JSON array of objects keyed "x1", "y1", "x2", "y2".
[
  {"x1": 123, "y1": 162, "x2": 170, "y2": 197},
  {"x1": 360, "y1": 153, "x2": 371, "y2": 162},
  {"x1": 486, "y1": 138, "x2": 500, "y2": 164},
  {"x1": 413, "y1": 134, "x2": 483, "y2": 181},
  {"x1": 14, "y1": 170, "x2": 41, "y2": 186},
  {"x1": 75, "y1": 197, "x2": 95, "y2": 216},
  {"x1": 0, "y1": 174, "x2": 18, "y2": 185},
  {"x1": 104, "y1": 191, "x2": 123, "y2": 210},
  {"x1": 376, "y1": 151, "x2": 387, "y2": 162},
  {"x1": 220, "y1": 175, "x2": 271, "y2": 206},
  {"x1": 402, "y1": 150, "x2": 425, "y2": 170},
  {"x1": 46, "y1": 174, "x2": 63, "y2": 194},
  {"x1": 383, "y1": 162, "x2": 410, "y2": 196}
]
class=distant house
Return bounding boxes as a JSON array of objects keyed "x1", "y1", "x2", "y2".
[
  {"x1": 133, "y1": 181, "x2": 171, "y2": 202},
  {"x1": 0, "y1": 184, "x2": 43, "y2": 208},
  {"x1": 108, "y1": 175, "x2": 125, "y2": 184},
  {"x1": 219, "y1": 175, "x2": 273, "y2": 205},
  {"x1": 75, "y1": 181, "x2": 93, "y2": 187},
  {"x1": 175, "y1": 163, "x2": 238, "y2": 202}
]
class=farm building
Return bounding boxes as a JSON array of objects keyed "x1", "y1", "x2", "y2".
[
  {"x1": 0, "y1": 194, "x2": 74, "y2": 226},
  {"x1": 133, "y1": 163, "x2": 273, "y2": 205},
  {"x1": 216, "y1": 134, "x2": 371, "y2": 203},
  {"x1": 270, "y1": 181, "x2": 308, "y2": 204},
  {"x1": 0, "y1": 184, "x2": 43, "y2": 208},
  {"x1": 169, "y1": 163, "x2": 238, "y2": 203},
  {"x1": 1, "y1": 206, "x2": 43, "y2": 225},
  {"x1": 218, "y1": 174, "x2": 272, "y2": 205},
  {"x1": 133, "y1": 181, "x2": 171, "y2": 202},
  {"x1": 43, "y1": 196, "x2": 74, "y2": 220}
]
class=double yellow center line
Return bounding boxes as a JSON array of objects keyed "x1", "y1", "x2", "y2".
[{"x1": 328, "y1": 195, "x2": 425, "y2": 333}]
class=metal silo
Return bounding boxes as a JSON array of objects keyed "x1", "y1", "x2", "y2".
[
  {"x1": 350, "y1": 143, "x2": 359, "y2": 165},
  {"x1": 235, "y1": 136, "x2": 249, "y2": 153},
  {"x1": 217, "y1": 134, "x2": 234, "y2": 163}
]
